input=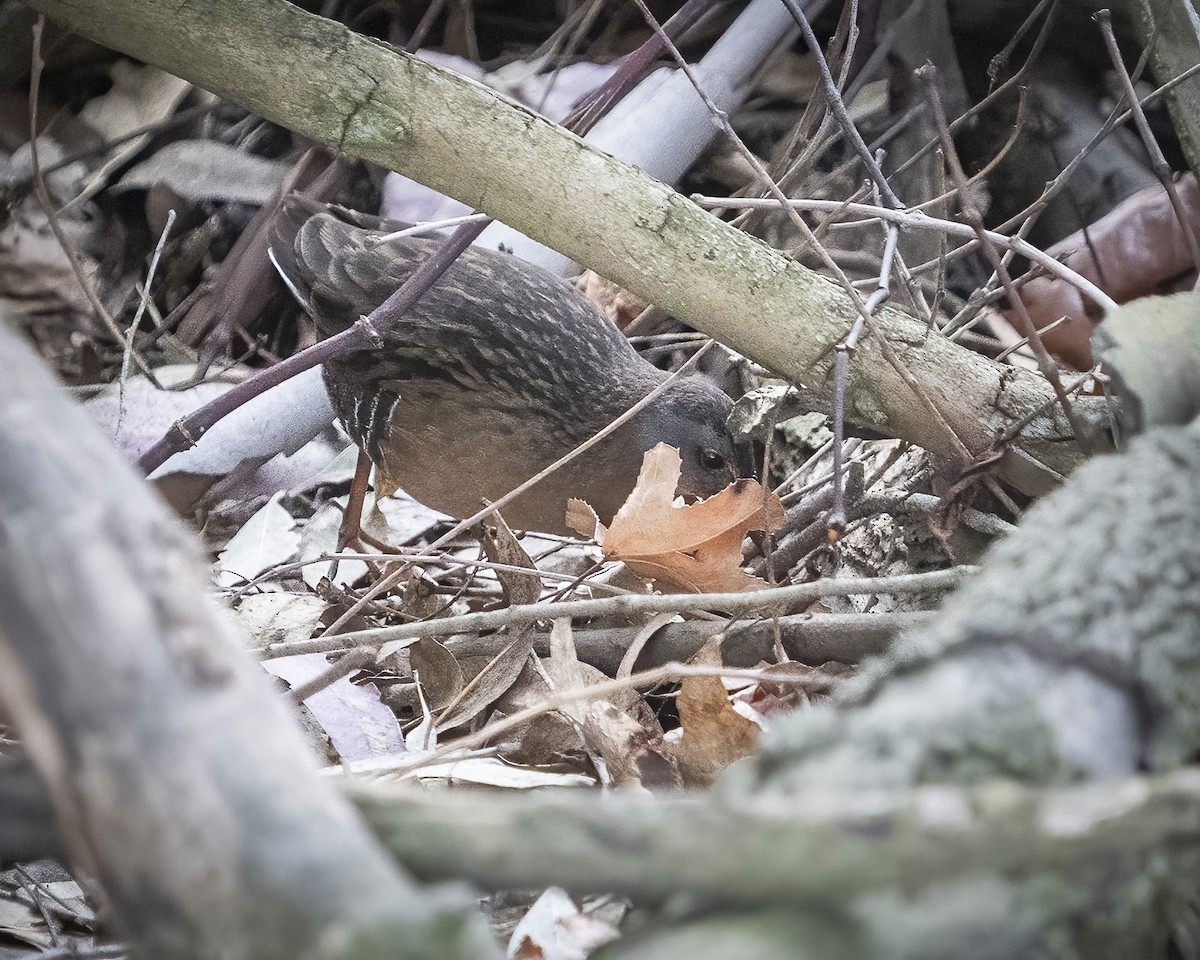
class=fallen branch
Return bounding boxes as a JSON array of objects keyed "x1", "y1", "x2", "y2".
[
  {"x1": 0, "y1": 322, "x2": 497, "y2": 960},
  {"x1": 20, "y1": 0, "x2": 1107, "y2": 491}
]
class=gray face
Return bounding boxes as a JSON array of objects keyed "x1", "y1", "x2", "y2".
[{"x1": 634, "y1": 377, "x2": 745, "y2": 501}]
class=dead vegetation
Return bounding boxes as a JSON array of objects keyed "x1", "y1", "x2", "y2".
[{"x1": 1, "y1": 0, "x2": 1199, "y2": 957}]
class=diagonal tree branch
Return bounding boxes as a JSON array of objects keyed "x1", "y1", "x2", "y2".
[{"x1": 20, "y1": 0, "x2": 1107, "y2": 492}]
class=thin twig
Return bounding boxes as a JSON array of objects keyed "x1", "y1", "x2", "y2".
[
  {"x1": 1095, "y1": 8, "x2": 1200, "y2": 275},
  {"x1": 886, "y1": 0, "x2": 1059, "y2": 185},
  {"x1": 118, "y1": 209, "x2": 176, "y2": 431},
  {"x1": 289, "y1": 646, "x2": 377, "y2": 703},
  {"x1": 689, "y1": 197, "x2": 1118, "y2": 313},
  {"x1": 917, "y1": 64, "x2": 1094, "y2": 454},
  {"x1": 15, "y1": 102, "x2": 216, "y2": 183},
  {"x1": 781, "y1": 0, "x2": 903, "y2": 212},
  {"x1": 27, "y1": 17, "x2": 156, "y2": 379},
  {"x1": 264, "y1": 566, "x2": 975, "y2": 659},
  {"x1": 936, "y1": 27, "x2": 1164, "y2": 331},
  {"x1": 367, "y1": 213, "x2": 492, "y2": 244},
  {"x1": 403, "y1": 0, "x2": 448, "y2": 53},
  {"x1": 829, "y1": 196, "x2": 899, "y2": 535},
  {"x1": 225, "y1": 542, "x2": 637, "y2": 599}
]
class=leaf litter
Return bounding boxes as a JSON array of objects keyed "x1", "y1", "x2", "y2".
[{"x1": 5, "y1": 2, "x2": 1144, "y2": 949}]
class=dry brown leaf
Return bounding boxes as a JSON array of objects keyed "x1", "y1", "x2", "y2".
[
  {"x1": 434, "y1": 632, "x2": 535, "y2": 732},
  {"x1": 577, "y1": 270, "x2": 647, "y2": 328},
  {"x1": 546, "y1": 620, "x2": 673, "y2": 788},
  {"x1": 669, "y1": 639, "x2": 760, "y2": 787},
  {"x1": 409, "y1": 636, "x2": 465, "y2": 712},
  {"x1": 490, "y1": 660, "x2": 585, "y2": 766},
  {"x1": 1002, "y1": 174, "x2": 1200, "y2": 370},
  {"x1": 563, "y1": 498, "x2": 603, "y2": 541},
  {"x1": 568, "y1": 443, "x2": 784, "y2": 593},
  {"x1": 480, "y1": 511, "x2": 542, "y2": 606},
  {"x1": 434, "y1": 511, "x2": 541, "y2": 730}
]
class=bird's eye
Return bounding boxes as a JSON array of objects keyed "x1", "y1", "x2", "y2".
[{"x1": 699, "y1": 448, "x2": 726, "y2": 470}]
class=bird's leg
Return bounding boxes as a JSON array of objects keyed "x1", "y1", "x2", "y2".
[
  {"x1": 338, "y1": 448, "x2": 408, "y2": 558},
  {"x1": 337, "y1": 447, "x2": 373, "y2": 551}
]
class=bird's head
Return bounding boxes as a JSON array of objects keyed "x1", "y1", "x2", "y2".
[{"x1": 632, "y1": 375, "x2": 751, "y2": 502}]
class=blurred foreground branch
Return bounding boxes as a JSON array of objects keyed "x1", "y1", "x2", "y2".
[{"x1": 0, "y1": 321, "x2": 498, "y2": 960}]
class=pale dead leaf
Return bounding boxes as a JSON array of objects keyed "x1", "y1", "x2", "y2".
[
  {"x1": 616, "y1": 612, "x2": 680, "y2": 679},
  {"x1": 434, "y1": 628, "x2": 538, "y2": 733},
  {"x1": 84, "y1": 364, "x2": 347, "y2": 510},
  {"x1": 728, "y1": 661, "x2": 841, "y2": 726},
  {"x1": 232, "y1": 592, "x2": 326, "y2": 651},
  {"x1": 545, "y1": 620, "x2": 669, "y2": 788},
  {"x1": 508, "y1": 887, "x2": 622, "y2": 960},
  {"x1": 410, "y1": 636, "x2": 465, "y2": 712},
  {"x1": 0, "y1": 209, "x2": 97, "y2": 318},
  {"x1": 295, "y1": 488, "x2": 446, "y2": 592},
  {"x1": 569, "y1": 444, "x2": 784, "y2": 593},
  {"x1": 262, "y1": 654, "x2": 404, "y2": 762},
  {"x1": 0, "y1": 896, "x2": 52, "y2": 949},
  {"x1": 215, "y1": 491, "x2": 299, "y2": 588},
  {"x1": 116, "y1": 139, "x2": 292, "y2": 206},
  {"x1": 75, "y1": 61, "x2": 192, "y2": 205},
  {"x1": 363, "y1": 490, "x2": 451, "y2": 545},
  {"x1": 298, "y1": 497, "x2": 367, "y2": 589}
]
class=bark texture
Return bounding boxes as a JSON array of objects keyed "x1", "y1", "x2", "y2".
[{"x1": 0, "y1": 322, "x2": 498, "y2": 960}]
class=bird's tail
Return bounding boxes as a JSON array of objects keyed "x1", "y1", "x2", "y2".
[{"x1": 268, "y1": 198, "x2": 414, "y2": 336}]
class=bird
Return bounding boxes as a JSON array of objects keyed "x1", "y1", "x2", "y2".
[{"x1": 270, "y1": 201, "x2": 742, "y2": 535}]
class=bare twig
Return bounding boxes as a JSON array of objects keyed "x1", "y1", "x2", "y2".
[
  {"x1": 781, "y1": 0, "x2": 903, "y2": 212},
  {"x1": 917, "y1": 63, "x2": 1094, "y2": 454},
  {"x1": 118, "y1": 209, "x2": 176, "y2": 430},
  {"x1": 403, "y1": 0, "x2": 448, "y2": 53},
  {"x1": 27, "y1": 17, "x2": 156, "y2": 379},
  {"x1": 289, "y1": 646, "x2": 376, "y2": 703},
  {"x1": 1095, "y1": 8, "x2": 1200, "y2": 275},
  {"x1": 689, "y1": 196, "x2": 1118, "y2": 312},
  {"x1": 986, "y1": 0, "x2": 1059, "y2": 90},
  {"x1": 829, "y1": 196, "x2": 899, "y2": 535},
  {"x1": 264, "y1": 566, "x2": 975, "y2": 659}
]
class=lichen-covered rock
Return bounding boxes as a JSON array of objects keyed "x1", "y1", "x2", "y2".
[{"x1": 736, "y1": 421, "x2": 1200, "y2": 795}]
